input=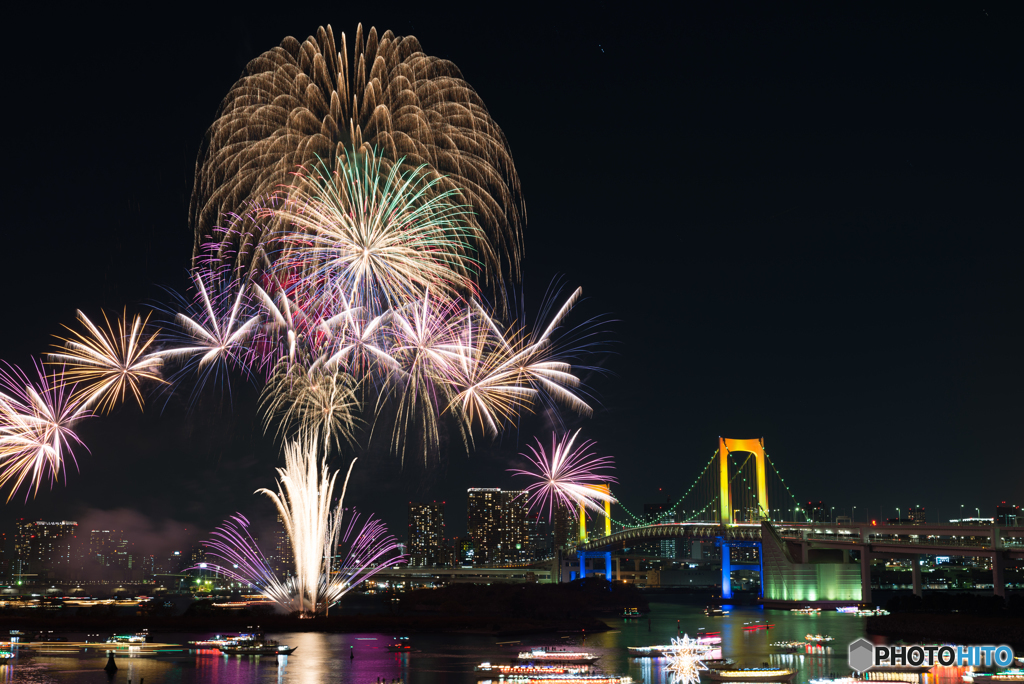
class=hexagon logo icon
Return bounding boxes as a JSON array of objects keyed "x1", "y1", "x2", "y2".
[{"x1": 848, "y1": 638, "x2": 874, "y2": 673}]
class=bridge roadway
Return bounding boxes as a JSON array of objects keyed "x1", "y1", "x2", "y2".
[
  {"x1": 575, "y1": 521, "x2": 1023, "y2": 598},
  {"x1": 576, "y1": 521, "x2": 1024, "y2": 558}
]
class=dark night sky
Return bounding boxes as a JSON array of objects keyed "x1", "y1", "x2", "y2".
[{"x1": 3, "y1": 3, "x2": 1022, "y2": 554}]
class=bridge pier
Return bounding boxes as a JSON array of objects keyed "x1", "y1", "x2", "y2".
[
  {"x1": 860, "y1": 549, "x2": 872, "y2": 604},
  {"x1": 992, "y1": 552, "x2": 1005, "y2": 598},
  {"x1": 911, "y1": 554, "x2": 922, "y2": 597},
  {"x1": 577, "y1": 551, "x2": 613, "y2": 584},
  {"x1": 721, "y1": 541, "x2": 732, "y2": 600}
]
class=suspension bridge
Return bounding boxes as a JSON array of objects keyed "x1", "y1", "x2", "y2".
[{"x1": 565, "y1": 437, "x2": 1023, "y2": 606}]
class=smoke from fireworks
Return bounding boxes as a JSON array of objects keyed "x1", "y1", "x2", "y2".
[
  {"x1": 48, "y1": 310, "x2": 164, "y2": 413},
  {"x1": 191, "y1": 24, "x2": 523, "y2": 281},
  {"x1": 0, "y1": 361, "x2": 90, "y2": 501},
  {"x1": 509, "y1": 430, "x2": 617, "y2": 523}
]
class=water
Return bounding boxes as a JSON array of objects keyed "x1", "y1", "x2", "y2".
[{"x1": 0, "y1": 597, "x2": 944, "y2": 683}]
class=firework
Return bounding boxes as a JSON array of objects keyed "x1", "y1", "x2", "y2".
[
  {"x1": 260, "y1": 358, "x2": 359, "y2": 452},
  {"x1": 509, "y1": 430, "x2": 616, "y2": 523},
  {"x1": 664, "y1": 635, "x2": 709, "y2": 684},
  {"x1": 317, "y1": 294, "x2": 398, "y2": 380},
  {"x1": 48, "y1": 310, "x2": 164, "y2": 413},
  {"x1": 383, "y1": 292, "x2": 466, "y2": 462},
  {"x1": 191, "y1": 24, "x2": 523, "y2": 281},
  {"x1": 0, "y1": 361, "x2": 90, "y2": 501},
  {"x1": 277, "y1": 152, "x2": 483, "y2": 313},
  {"x1": 194, "y1": 513, "x2": 295, "y2": 605},
  {"x1": 446, "y1": 287, "x2": 597, "y2": 438},
  {"x1": 156, "y1": 268, "x2": 261, "y2": 400}
]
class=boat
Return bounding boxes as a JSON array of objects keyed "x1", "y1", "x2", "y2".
[
  {"x1": 188, "y1": 634, "x2": 242, "y2": 649},
  {"x1": 853, "y1": 608, "x2": 890, "y2": 616},
  {"x1": 626, "y1": 642, "x2": 722, "y2": 658},
  {"x1": 862, "y1": 666, "x2": 933, "y2": 682},
  {"x1": 791, "y1": 606, "x2": 821, "y2": 614},
  {"x1": 964, "y1": 670, "x2": 1024, "y2": 682},
  {"x1": 705, "y1": 606, "x2": 729, "y2": 617},
  {"x1": 805, "y1": 634, "x2": 835, "y2": 643},
  {"x1": 705, "y1": 668, "x2": 797, "y2": 682},
  {"x1": 106, "y1": 632, "x2": 151, "y2": 644},
  {"x1": 387, "y1": 643, "x2": 412, "y2": 652},
  {"x1": 475, "y1": 662, "x2": 590, "y2": 676},
  {"x1": 218, "y1": 634, "x2": 296, "y2": 656},
  {"x1": 0, "y1": 651, "x2": 12, "y2": 661},
  {"x1": 772, "y1": 641, "x2": 802, "y2": 653},
  {"x1": 622, "y1": 607, "x2": 646, "y2": 619},
  {"x1": 491, "y1": 676, "x2": 631, "y2": 684},
  {"x1": 517, "y1": 648, "x2": 600, "y2": 665}
]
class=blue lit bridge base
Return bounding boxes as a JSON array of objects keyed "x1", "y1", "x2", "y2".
[
  {"x1": 577, "y1": 551, "x2": 613, "y2": 583},
  {"x1": 719, "y1": 538, "x2": 763, "y2": 600}
]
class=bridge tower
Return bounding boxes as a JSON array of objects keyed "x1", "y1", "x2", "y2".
[
  {"x1": 577, "y1": 484, "x2": 613, "y2": 582},
  {"x1": 718, "y1": 437, "x2": 769, "y2": 527}
]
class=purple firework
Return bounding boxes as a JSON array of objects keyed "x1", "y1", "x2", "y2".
[{"x1": 509, "y1": 430, "x2": 616, "y2": 524}]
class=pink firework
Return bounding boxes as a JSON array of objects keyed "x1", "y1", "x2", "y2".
[
  {"x1": 509, "y1": 430, "x2": 616, "y2": 524},
  {"x1": 0, "y1": 361, "x2": 91, "y2": 501}
]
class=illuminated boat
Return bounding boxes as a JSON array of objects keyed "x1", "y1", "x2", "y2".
[
  {"x1": 962, "y1": 670, "x2": 1024, "y2": 682},
  {"x1": 705, "y1": 668, "x2": 797, "y2": 682},
  {"x1": 861, "y1": 666, "x2": 933, "y2": 682},
  {"x1": 791, "y1": 606, "x2": 821, "y2": 614},
  {"x1": 622, "y1": 607, "x2": 646, "y2": 619},
  {"x1": 705, "y1": 606, "x2": 729, "y2": 617},
  {"x1": 386, "y1": 637, "x2": 412, "y2": 652},
  {"x1": 517, "y1": 648, "x2": 600, "y2": 664},
  {"x1": 106, "y1": 632, "x2": 151, "y2": 644},
  {"x1": 219, "y1": 634, "x2": 296, "y2": 656},
  {"x1": 772, "y1": 641, "x2": 802, "y2": 653},
  {"x1": 475, "y1": 662, "x2": 590, "y2": 676},
  {"x1": 492, "y1": 676, "x2": 632, "y2": 684},
  {"x1": 805, "y1": 634, "x2": 835, "y2": 643},
  {"x1": 627, "y1": 637, "x2": 722, "y2": 657},
  {"x1": 188, "y1": 634, "x2": 242, "y2": 649},
  {"x1": 0, "y1": 651, "x2": 12, "y2": 661},
  {"x1": 853, "y1": 608, "x2": 890, "y2": 617}
]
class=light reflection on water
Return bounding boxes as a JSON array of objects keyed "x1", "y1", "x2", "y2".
[{"x1": 0, "y1": 598, "x2": 963, "y2": 684}]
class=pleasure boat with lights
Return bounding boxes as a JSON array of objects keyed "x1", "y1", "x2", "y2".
[
  {"x1": 805, "y1": 634, "x2": 835, "y2": 643},
  {"x1": 705, "y1": 668, "x2": 797, "y2": 682},
  {"x1": 517, "y1": 648, "x2": 600, "y2": 665},
  {"x1": 622, "y1": 607, "x2": 646, "y2": 619},
  {"x1": 218, "y1": 634, "x2": 296, "y2": 656},
  {"x1": 791, "y1": 606, "x2": 821, "y2": 614},
  {"x1": 475, "y1": 662, "x2": 591, "y2": 677},
  {"x1": 487, "y1": 676, "x2": 632, "y2": 684}
]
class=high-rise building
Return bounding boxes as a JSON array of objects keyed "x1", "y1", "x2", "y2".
[
  {"x1": 24, "y1": 521, "x2": 79, "y2": 577},
  {"x1": 551, "y1": 500, "x2": 574, "y2": 550},
  {"x1": 908, "y1": 505, "x2": 926, "y2": 524},
  {"x1": 639, "y1": 503, "x2": 670, "y2": 556},
  {"x1": 408, "y1": 501, "x2": 445, "y2": 567},
  {"x1": 996, "y1": 502, "x2": 1021, "y2": 526},
  {"x1": 453, "y1": 537, "x2": 475, "y2": 565},
  {"x1": 805, "y1": 501, "x2": 828, "y2": 523},
  {"x1": 272, "y1": 513, "x2": 293, "y2": 577},
  {"x1": 468, "y1": 488, "x2": 501, "y2": 564},
  {"x1": 499, "y1": 490, "x2": 530, "y2": 564}
]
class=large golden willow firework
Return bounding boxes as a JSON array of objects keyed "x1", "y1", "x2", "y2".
[
  {"x1": 48, "y1": 310, "x2": 164, "y2": 413},
  {"x1": 191, "y1": 24, "x2": 524, "y2": 283},
  {"x1": 0, "y1": 362, "x2": 91, "y2": 501}
]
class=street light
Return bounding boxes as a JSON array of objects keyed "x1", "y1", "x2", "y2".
[
  {"x1": 897, "y1": 507, "x2": 901, "y2": 522},
  {"x1": 853, "y1": 506, "x2": 857, "y2": 523},
  {"x1": 976, "y1": 507, "x2": 980, "y2": 518},
  {"x1": 961, "y1": 504, "x2": 964, "y2": 522},
  {"x1": 831, "y1": 506, "x2": 835, "y2": 524}
]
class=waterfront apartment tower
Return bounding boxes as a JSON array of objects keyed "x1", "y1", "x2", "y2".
[
  {"x1": 467, "y1": 488, "x2": 501, "y2": 565},
  {"x1": 408, "y1": 501, "x2": 445, "y2": 567}
]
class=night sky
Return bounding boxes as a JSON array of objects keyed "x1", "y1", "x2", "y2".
[{"x1": 4, "y1": 4, "x2": 1022, "y2": 555}]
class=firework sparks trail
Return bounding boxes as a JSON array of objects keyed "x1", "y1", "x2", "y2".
[
  {"x1": 190, "y1": 23, "x2": 523, "y2": 282},
  {"x1": 252, "y1": 436, "x2": 406, "y2": 615},
  {"x1": 382, "y1": 291, "x2": 466, "y2": 463},
  {"x1": 0, "y1": 361, "x2": 91, "y2": 501},
  {"x1": 277, "y1": 152, "x2": 483, "y2": 315},
  {"x1": 48, "y1": 310, "x2": 164, "y2": 413},
  {"x1": 193, "y1": 513, "x2": 295, "y2": 605},
  {"x1": 509, "y1": 430, "x2": 616, "y2": 524},
  {"x1": 317, "y1": 293, "x2": 398, "y2": 381},
  {"x1": 154, "y1": 268, "x2": 261, "y2": 402},
  {"x1": 260, "y1": 358, "x2": 359, "y2": 452}
]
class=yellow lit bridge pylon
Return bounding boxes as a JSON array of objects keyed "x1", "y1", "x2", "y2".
[
  {"x1": 719, "y1": 437, "x2": 769, "y2": 527},
  {"x1": 578, "y1": 484, "x2": 612, "y2": 542},
  {"x1": 576, "y1": 484, "x2": 613, "y2": 583}
]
